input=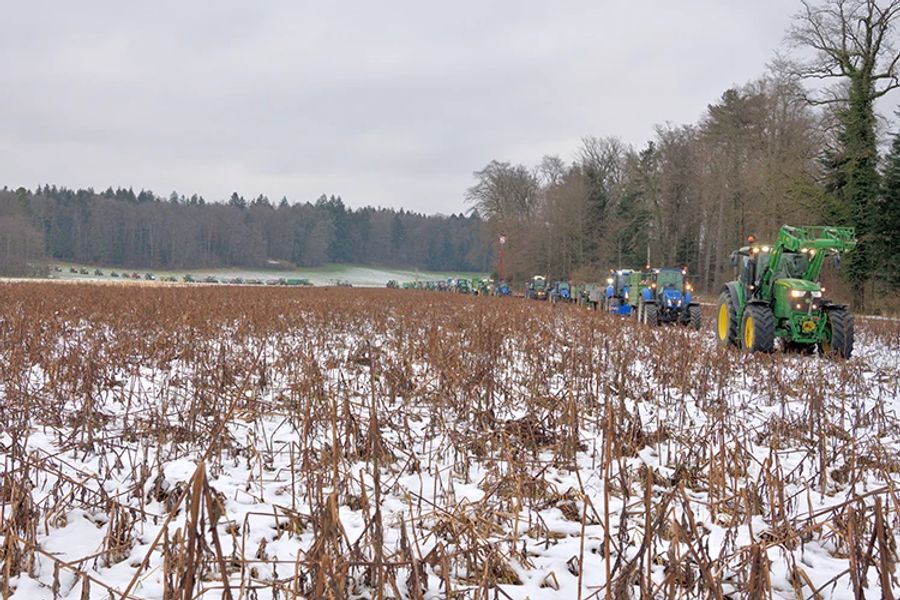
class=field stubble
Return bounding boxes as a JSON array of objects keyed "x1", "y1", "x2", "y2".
[{"x1": 0, "y1": 283, "x2": 898, "y2": 599}]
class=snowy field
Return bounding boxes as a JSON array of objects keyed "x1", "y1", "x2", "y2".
[
  {"x1": 0, "y1": 283, "x2": 897, "y2": 599},
  {"x1": 45, "y1": 263, "x2": 485, "y2": 287}
]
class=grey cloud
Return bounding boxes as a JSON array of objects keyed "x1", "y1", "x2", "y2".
[{"x1": 1, "y1": 1, "x2": 795, "y2": 213}]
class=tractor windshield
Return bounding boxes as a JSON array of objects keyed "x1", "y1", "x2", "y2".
[
  {"x1": 777, "y1": 252, "x2": 810, "y2": 279},
  {"x1": 656, "y1": 270, "x2": 683, "y2": 290}
]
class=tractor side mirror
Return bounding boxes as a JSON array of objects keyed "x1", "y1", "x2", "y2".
[
  {"x1": 729, "y1": 252, "x2": 737, "y2": 267},
  {"x1": 832, "y1": 254, "x2": 842, "y2": 271}
]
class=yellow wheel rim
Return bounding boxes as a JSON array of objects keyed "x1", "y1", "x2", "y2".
[
  {"x1": 717, "y1": 304, "x2": 729, "y2": 341},
  {"x1": 743, "y1": 314, "x2": 755, "y2": 349}
]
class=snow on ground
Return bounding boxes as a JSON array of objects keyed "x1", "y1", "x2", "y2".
[
  {"x1": 42, "y1": 263, "x2": 485, "y2": 287},
  {"x1": 0, "y1": 286, "x2": 898, "y2": 599}
]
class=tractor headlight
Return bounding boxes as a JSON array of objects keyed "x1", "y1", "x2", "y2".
[
  {"x1": 790, "y1": 290, "x2": 806, "y2": 298},
  {"x1": 810, "y1": 291, "x2": 822, "y2": 298}
]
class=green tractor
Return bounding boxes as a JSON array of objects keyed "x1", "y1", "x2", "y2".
[
  {"x1": 525, "y1": 275, "x2": 548, "y2": 300},
  {"x1": 717, "y1": 225, "x2": 856, "y2": 357}
]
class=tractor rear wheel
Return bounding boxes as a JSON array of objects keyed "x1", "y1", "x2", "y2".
[
  {"x1": 741, "y1": 304, "x2": 775, "y2": 353},
  {"x1": 716, "y1": 292, "x2": 738, "y2": 347},
  {"x1": 643, "y1": 302, "x2": 659, "y2": 326},
  {"x1": 820, "y1": 308, "x2": 853, "y2": 358},
  {"x1": 689, "y1": 305, "x2": 702, "y2": 330}
]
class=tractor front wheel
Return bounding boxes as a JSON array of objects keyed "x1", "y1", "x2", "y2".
[
  {"x1": 741, "y1": 304, "x2": 775, "y2": 353},
  {"x1": 820, "y1": 308, "x2": 853, "y2": 358},
  {"x1": 716, "y1": 292, "x2": 738, "y2": 347},
  {"x1": 689, "y1": 305, "x2": 702, "y2": 330}
]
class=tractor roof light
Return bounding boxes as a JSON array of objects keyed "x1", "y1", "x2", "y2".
[
  {"x1": 761, "y1": 245, "x2": 770, "y2": 252},
  {"x1": 606, "y1": 278, "x2": 613, "y2": 285},
  {"x1": 752, "y1": 247, "x2": 760, "y2": 254}
]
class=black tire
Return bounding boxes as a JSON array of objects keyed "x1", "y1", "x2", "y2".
[
  {"x1": 820, "y1": 308, "x2": 853, "y2": 358},
  {"x1": 716, "y1": 292, "x2": 739, "y2": 347},
  {"x1": 689, "y1": 305, "x2": 702, "y2": 330},
  {"x1": 740, "y1": 304, "x2": 775, "y2": 353},
  {"x1": 643, "y1": 302, "x2": 658, "y2": 326}
]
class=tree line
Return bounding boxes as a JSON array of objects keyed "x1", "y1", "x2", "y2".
[
  {"x1": 0, "y1": 186, "x2": 489, "y2": 275},
  {"x1": 467, "y1": 0, "x2": 900, "y2": 309}
]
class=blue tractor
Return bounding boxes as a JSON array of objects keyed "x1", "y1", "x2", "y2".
[
  {"x1": 603, "y1": 269, "x2": 634, "y2": 315},
  {"x1": 632, "y1": 267, "x2": 701, "y2": 329},
  {"x1": 495, "y1": 281, "x2": 511, "y2": 296},
  {"x1": 549, "y1": 281, "x2": 574, "y2": 303}
]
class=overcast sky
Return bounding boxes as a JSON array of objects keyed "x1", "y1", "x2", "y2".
[{"x1": 0, "y1": 1, "x2": 799, "y2": 214}]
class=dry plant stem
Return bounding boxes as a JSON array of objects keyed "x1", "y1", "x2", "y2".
[{"x1": 0, "y1": 284, "x2": 896, "y2": 599}]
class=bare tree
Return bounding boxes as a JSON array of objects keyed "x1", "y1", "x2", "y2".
[
  {"x1": 465, "y1": 161, "x2": 539, "y2": 223},
  {"x1": 788, "y1": 0, "x2": 900, "y2": 104}
]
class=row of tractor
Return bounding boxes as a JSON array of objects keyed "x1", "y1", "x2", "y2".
[
  {"x1": 383, "y1": 225, "x2": 857, "y2": 358},
  {"x1": 524, "y1": 276, "x2": 577, "y2": 302},
  {"x1": 593, "y1": 225, "x2": 856, "y2": 356},
  {"x1": 53, "y1": 266, "x2": 314, "y2": 287},
  {"x1": 520, "y1": 268, "x2": 701, "y2": 329},
  {"x1": 388, "y1": 278, "x2": 511, "y2": 296},
  {"x1": 597, "y1": 267, "x2": 703, "y2": 329},
  {"x1": 427, "y1": 225, "x2": 856, "y2": 358}
]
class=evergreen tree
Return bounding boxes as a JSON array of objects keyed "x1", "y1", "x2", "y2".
[
  {"x1": 876, "y1": 128, "x2": 900, "y2": 288},
  {"x1": 390, "y1": 214, "x2": 407, "y2": 250},
  {"x1": 228, "y1": 192, "x2": 247, "y2": 209}
]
